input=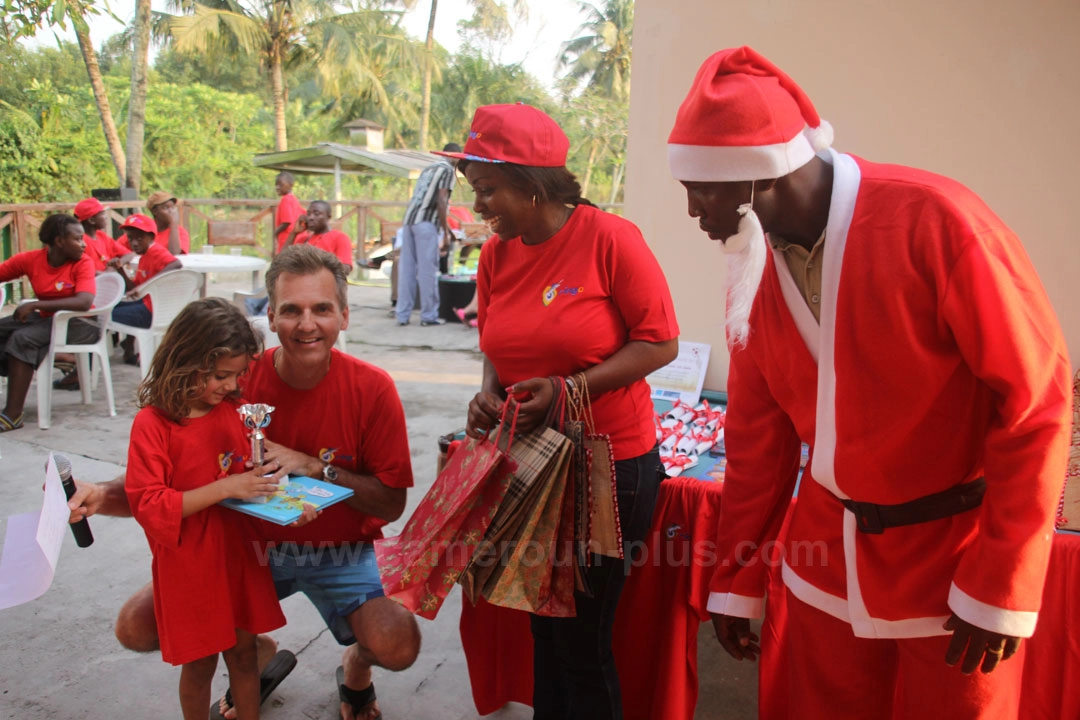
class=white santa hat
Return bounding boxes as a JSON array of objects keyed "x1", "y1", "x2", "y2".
[{"x1": 668, "y1": 46, "x2": 833, "y2": 182}]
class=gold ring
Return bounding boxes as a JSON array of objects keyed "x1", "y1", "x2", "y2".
[{"x1": 986, "y1": 647, "x2": 1004, "y2": 656}]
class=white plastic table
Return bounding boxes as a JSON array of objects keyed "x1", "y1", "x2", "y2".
[{"x1": 178, "y1": 253, "x2": 268, "y2": 298}]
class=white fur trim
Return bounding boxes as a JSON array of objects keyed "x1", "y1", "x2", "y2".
[
  {"x1": 948, "y1": 584, "x2": 1039, "y2": 638},
  {"x1": 782, "y1": 561, "x2": 849, "y2": 621},
  {"x1": 771, "y1": 246, "x2": 820, "y2": 362},
  {"x1": 706, "y1": 591, "x2": 765, "y2": 619},
  {"x1": 668, "y1": 133, "x2": 816, "y2": 182},
  {"x1": 809, "y1": 150, "x2": 860, "y2": 498},
  {"x1": 784, "y1": 521, "x2": 953, "y2": 639},
  {"x1": 804, "y1": 120, "x2": 834, "y2": 153}
]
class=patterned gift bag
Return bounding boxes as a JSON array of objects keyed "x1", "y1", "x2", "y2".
[
  {"x1": 482, "y1": 440, "x2": 578, "y2": 617},
  {"x1": 376, "y1": 427, "x2": 517, "y2": 619},
  {"x1": 568, "y1": 373, "x2": 622, "y2": 560},
  {"x1": 458, "y1": 426, "x2": 572, "y2": 604}
]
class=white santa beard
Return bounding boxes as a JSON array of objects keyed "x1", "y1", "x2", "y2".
[{"x1": 723, "y1": 205, "x2": 767, "y2": 349}]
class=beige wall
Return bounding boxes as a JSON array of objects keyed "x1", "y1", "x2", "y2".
[{"x1": 626, "y1": 0, "x2": 1080, "y2": 390}]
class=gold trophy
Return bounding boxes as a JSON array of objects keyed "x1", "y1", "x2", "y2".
[{"x1": 238, "y1": 403, "x2": 283, "y2": 503}]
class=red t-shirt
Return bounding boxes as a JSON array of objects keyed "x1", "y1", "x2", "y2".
[
  {"x1": 155, "y1": 226, "x2": 190, "y2": 254},
  {"x1": 295, "y1": 229, "x2": 353, "y2": 268},
  {"x1": 275, "y1": 193, "x2": 304, "y2": 253},
  {"x1": 477, "y1": 204, "x2": 679, "y2": 459},
  {"x1": 119, "y1": 226, "x2": 190, "y2": 254},
  {"x1": 240, "y1": 349, "x2": 414, "y2": 544},
  {"x1": 125, "y1": 399, "x2": 285, "y2": 665},
  {"x1": 84, "y1": 230, "x2": 129, "y2": 271},
  {"x1": 0, "y1": 249, "x2": 96, "y2": 317},
  {"x1": 447, "y1": 205, "x2": 475, "y2": 231},
  {"x1": 133, "y1": 242, "x2": 179, "y2": 312}
]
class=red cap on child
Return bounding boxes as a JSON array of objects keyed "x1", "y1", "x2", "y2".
[{"x1": 120, "y1": 214, "x2": 157, "y2": 234}]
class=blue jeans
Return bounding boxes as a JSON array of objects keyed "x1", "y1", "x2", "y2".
[
  {"x1": 111, "y1": 300, "x2": 151, "y2": 328},
  {"x1": 530, "y1": 446, "x2": 662, "y2": 720},
  {"x1": 395, "y1": 221, "x2": 441, "y2": 324}
]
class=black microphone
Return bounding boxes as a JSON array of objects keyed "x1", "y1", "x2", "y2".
[{"x1": 54, "y1": 454, "x2": 94, "y2": 548}]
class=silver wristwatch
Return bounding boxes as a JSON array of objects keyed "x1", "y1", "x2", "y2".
[{"x1": 322, "y1": 463, "x2": 339, "y2": 483}]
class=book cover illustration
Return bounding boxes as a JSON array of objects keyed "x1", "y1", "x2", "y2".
[{"x1": 221, "y1": 476, "x2": 353, "y2": 525}]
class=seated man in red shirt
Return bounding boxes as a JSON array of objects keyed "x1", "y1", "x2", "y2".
[
  {"x1": 283, "y1": 200, "x2": 353, "y2": 271},
  {"x1": 0, "y1": 213, "x2": 97, "y2": 431},
  {"x1": 73, "y1": 197, "x2": 132, "y2": 272},
  {"x1": 146, "y1": 191, "x2": 191, "y2": 255},
  {"x1": 65, "y1": 246, "x2": 419, "y2": 720},
  {"x1": 110, "y1": 213, "x2": 182, "y2": 365}
]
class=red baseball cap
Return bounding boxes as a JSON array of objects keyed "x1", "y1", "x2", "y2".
[
  {"x1": 120, "y1": 214, "x2": 157, "y2": 234},
  {"x1": 435, "y1": 103, "x2": 569, "y2": 168},
  {"x1": 73, "y1": 197, "x2": 105, "y2": 222}
]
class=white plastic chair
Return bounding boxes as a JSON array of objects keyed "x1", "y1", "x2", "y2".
[
  {"x1": 36, "y1": 272, "x2": 126, "y2": 430},
  {"x1": 106, "y1": 269, "x2": 202, "y2": 377}
]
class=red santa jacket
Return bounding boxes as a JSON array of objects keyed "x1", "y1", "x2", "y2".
[{"x1": 709, "y1": 150, "x2": 1072, "y2": 639}]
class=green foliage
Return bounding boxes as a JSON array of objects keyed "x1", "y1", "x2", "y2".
[
  {"x1": 433, "y1": 50, "x2": 551, "y2": 147},
  {"x1": 0, "y1": 0, "x2": 105, "y2": 44},
  {"x1": 2, "y1": 2, "x2": 634, "y2": 208},
  {"x1": 139, "y1": 82, "x2": 276, "y2": 198},
  {"x1": 558, "y1": 0, "x2": 633, "y2": 101},
  {"x1": 153, "y1": 44, "x2": 266, "y2": 96}
]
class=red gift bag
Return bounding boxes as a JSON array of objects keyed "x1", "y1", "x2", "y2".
[{"x1": 376, "y1": 413, "x2": 518, "y2": 619}]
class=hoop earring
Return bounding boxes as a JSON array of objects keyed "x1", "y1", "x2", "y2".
[{"x1": 532, "y1": 195, "x2": 538, "y2": 207}]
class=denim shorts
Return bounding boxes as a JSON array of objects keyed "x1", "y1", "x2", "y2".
[{"x1": 268, "y1": 542, "x2": 385, "y2": 645}]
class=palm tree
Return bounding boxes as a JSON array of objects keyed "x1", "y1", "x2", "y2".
[
  {"x1": 72, "y1": 13, "x2": 127, "y2": 184},
  {"x1": 407, "y1": 0, "x2": 526, "y2": 150},
  {"x1": 557, "y1": 0, "x2": 633, "y2": 200},
  {"x1": 164, "y1": 0, "x2": 417, "y2": 151},
  {"x1": 126, "y1": 0, "x2": 153, "y2": 192},
  {"x1": 557, "y1": 0, "x2": 633, "y2": 102},
  {"x1": 4, "y1": 1, "x2": 129, "y2": 184},
  {"x1": 433, "y1": 50, "x2": 548, "y2": 145}
]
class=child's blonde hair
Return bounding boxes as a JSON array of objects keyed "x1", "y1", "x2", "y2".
[{"x1": 137, "y1": 297, "x2": 261, "y2": 422}]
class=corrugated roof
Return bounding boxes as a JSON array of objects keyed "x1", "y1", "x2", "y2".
[{"x1": 252, "y1": 143, "x2": 438, "y2": 180}]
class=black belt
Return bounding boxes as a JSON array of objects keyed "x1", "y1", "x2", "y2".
[{"x1": 840, "y1": 478, "x2": 986, "y2": 534}]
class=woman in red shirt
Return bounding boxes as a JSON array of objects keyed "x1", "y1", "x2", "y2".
[
  {"x1": 0, "y1": 213, "x2": 98, "y2": 431},
  {"x1": 447, "y1": 104, "x2": 680, "y2": 720}
]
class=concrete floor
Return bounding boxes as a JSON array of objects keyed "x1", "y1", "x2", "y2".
[{"x1": 0, "y1": 276, "x2": 758, "y2": 719}]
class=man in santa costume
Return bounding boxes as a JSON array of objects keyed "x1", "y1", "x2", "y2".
[{"x1": 668, "y1": 46, "x2": 1072, "y2": 718}]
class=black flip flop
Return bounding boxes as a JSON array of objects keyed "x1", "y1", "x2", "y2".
[
  {"x1": 210, "y1": 649, "x2": 297, "y2": 719},
  {"x1": 336, "y1": 665, "x2": 382, "y2": 720}
]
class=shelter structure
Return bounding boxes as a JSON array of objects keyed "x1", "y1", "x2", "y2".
[{"x1": 252, "y1": 120, "x2": 439, "y2": 203}]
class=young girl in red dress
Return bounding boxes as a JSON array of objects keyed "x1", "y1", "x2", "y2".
[{"x1": 125, "y1": 297, "x2": 285, "y2": 719}]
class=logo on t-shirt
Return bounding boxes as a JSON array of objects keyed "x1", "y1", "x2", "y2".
[
  {"x1": 319, "y1": 448, "x2": 354, "y2": 464},
  {"x1": 54, "y1": 281, "x2": 74, "y2": 291},
  {"x1": 218, "y1": 450, "x2": 237, "y2": 478},
  {"x1": 541, "y1": 280, "x2": 583, "y2": 307}
]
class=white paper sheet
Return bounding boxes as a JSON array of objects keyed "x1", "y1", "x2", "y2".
[
  {"x1": 647, "y1": 341, "x2": 712, "y2": 405},
  {"x1": 0, "y1": 454, "x2": 70, "y2": 610}
]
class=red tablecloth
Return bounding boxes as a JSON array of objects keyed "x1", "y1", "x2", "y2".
[
  {"x1": 459, "y1": 476, "x2": 724, "y2": 718},
  {"x1": 459, "y1": 479, "x2": 1080, "y2": 719},
  {"x1": 1019, "y1": 530, "x2": 1080, "y2": 720}
]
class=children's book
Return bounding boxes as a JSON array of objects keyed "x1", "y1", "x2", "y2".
[{"x1": 220, "y1": 476, "x2": 353, "y2": 525}]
